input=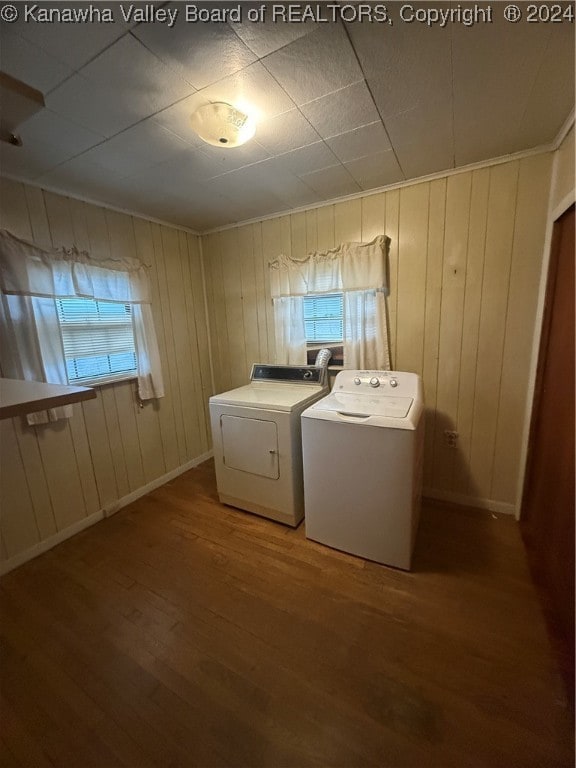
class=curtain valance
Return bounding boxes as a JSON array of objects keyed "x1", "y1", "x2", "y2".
[
  {"x1": 0, "y1": 229, "x2": 150, "y2": 303},
  {"x1": 0, "y1": 228, "x2": 164, "y2": 421},
  {"x1": 269, "y1": 235, "x2": 390, "y2": 298}
]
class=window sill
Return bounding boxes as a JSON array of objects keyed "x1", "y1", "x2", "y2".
[{"x1": 69, "y1": 373, "x2": 137, "y2": 388}]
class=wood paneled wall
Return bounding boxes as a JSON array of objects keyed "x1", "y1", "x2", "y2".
[
  {"x1": 0, "y1": 150, "x2": 558, "y2": 565},
  {"x1": 551, "y1": 126, "x2": 575, "y2": 211},
  {"x1": 202, "y1": 154, "x2": 553, "y2": 514},
  {"x1": 0, "y1": 178, "x2": 213, "y2": 568}
]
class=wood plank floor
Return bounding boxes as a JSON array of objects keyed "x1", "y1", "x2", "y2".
[{"x1": 1, "y1": 460, "x2": 573, "y2": 768}]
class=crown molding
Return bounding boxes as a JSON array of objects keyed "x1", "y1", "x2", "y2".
[
  {"x1": 5, "y1": 114, "x2": 573, "y2": 239},
  {"x1": 0, "y1": 173, "x2": 202, "y2": 237},
  {"x1": 201, "y1": 141, "x2": 557, "y2": 235},
  {"x1": 552, "y1": 108, "x2": 575, "y2": 150}
]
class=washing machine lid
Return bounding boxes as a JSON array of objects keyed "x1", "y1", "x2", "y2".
[
  {"x1": 210, "y1": 383, "x2": 326, "y2": 411},
  {"x1": 310, "y1": 391, "x2": 413, "y2": 418}
]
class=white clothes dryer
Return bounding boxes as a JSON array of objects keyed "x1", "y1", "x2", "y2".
[
  {"x1": 301, "y1": 370, "x2": 424, "y2": 569},
  {"x1": 209, "y1": 364, "x2": 328, "y2": 527}
]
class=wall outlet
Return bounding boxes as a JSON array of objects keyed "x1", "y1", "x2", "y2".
[{"x1": 444, "y1": 430, "x2": 459, "y2": 448}]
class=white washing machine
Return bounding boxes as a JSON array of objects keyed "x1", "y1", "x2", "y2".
[
  {"x1": 209, "y1": 364, "x2": 328, "y2": 527},
  {"x1": 301, "y1": 370, "x2": 424, "y2": 570}
]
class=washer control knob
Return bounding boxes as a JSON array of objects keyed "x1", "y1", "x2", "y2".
[
  {"x1": 369, "y1": 377, "x2": 380, "y2": 388},
  {"x1": 390, "y1": 378, "x2": 398, "y2": 388},
  {"x1": 354, "y1": 377, "x2": 361, "y2": 385}
]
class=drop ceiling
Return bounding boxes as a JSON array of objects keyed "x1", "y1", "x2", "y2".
[{"x1": 0, "y1": 1, "x2": 574, "y2": 232}]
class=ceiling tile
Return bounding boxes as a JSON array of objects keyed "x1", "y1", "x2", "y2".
[
  {"x1": 36, "y1": 154, "x2": 126, "y2": 191},
  {"x1": 88, "y1": 182, "x2": 230, "y2": 230},
  {"x1": 206, "y1": 162, "x2": 321, "y2": 210},
  {"x1": 203, "y1": 165, "x2": 264, "y2": 198},
  {"x1": 518, "y1": 25, "x2": 575, "y2": 148},
  {"x1": 172, "y1": 202, "x2": 234, "y2": 231},
  {"x1": 212, "y1": 183, "x2": 286, "y2": 215},
  {"x1": 132, "y1": 3, "x2": 257, "y2": 89},
  {"x1": 348, "y1": 19, "x2": 452, "y2": 119},
  {"x1": 199, "y1": 140, "x2": 271, "y2": 176},
  {"x1": 269, "y1": 141, "x2": 340, "y2": 177},
  {"x1": 0, "y1": 31, "x2": 73, "y2": 94},
  {"x1": 80, "y1": 34, "x2": 195, "y2": 110},
  {"x1": 202, "y1": 169, "x2": 290, "y2": 222},
  {"x1": 255, "y1": 109, "x2": 321, "y2": 155},
  {"x1": 453, "y1": 122, "x2": 520, "y2": 167},
  {"x1": 223, "y1": 196, "x2": 290, "y2": 224},
  {"x1": 262, "y1": 23, "x2": 363, "y2": 105},
  {"x1": 0, "y1": 141, "x2": 53, "y2": 181},
  {"x1": 10, "y1": 4, "x2": 129, "y2": 70},
  {"x1": 299, "y1": 164, "x2": 361, "y2": 198},
  {"x1": 452, "y1": 17, "x2": 551, "y2": 133},
  {"x1": 120, "y1": 147, "x2": 233, "y2": 193},
  {"x1": 47, "y1": 37, "x2": 195, "y2": 137},
  {"x1": 345, "y1": 150, "x2": 404, "y2": 190},
  {"x1": 275, "y1": 178, "x2": 322, "y2": 208},
  {"x1": 300, "y1": 80, "x2": 379, "y2": 139},
  {"x1": 198, "y1": 62, "x2": 295, "y2": 123},
  {"x1": 327, "y1": 121, "x2": 391, "y2": 163},
  {"x1": 15, "y1": 108, "x2": 104, "y2": 168},
  {"x1": 385, "y1": 98, "x2": 453, "y2": 149},
  {"x1": 229, "y1": 12, "x2": 318, "y2": 58},
  {"x1": 394, "y1": 142, "x2": 453, "y2": 180},
  {"x1": 46, "y1": 74, "x2": 134, "y2": 137},
  {"x1": 0, "y1": 108, "x2": 102, "y2": 181},
  {"x1": 79, "y1": 120, "x2": 192, "y2": 176}
]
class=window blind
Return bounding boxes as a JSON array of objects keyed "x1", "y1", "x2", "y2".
[
  {"x1": 56, "y1": 297, "x2": 137, "y2": 383},
  {"x1": 303, "y1": 293, "x2": 343, "y2": 343}
]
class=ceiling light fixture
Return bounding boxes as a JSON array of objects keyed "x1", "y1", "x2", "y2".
[{"x1": 190, "y1": 102, "x2": 256, "y2": 148}]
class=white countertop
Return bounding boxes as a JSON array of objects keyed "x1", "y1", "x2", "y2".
[{"x1": 0, "y1": 378, "x2": 96, "y2": 419}]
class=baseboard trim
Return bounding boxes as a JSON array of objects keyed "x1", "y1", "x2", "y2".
[
  {"x1": 102, "y1": 450, "x2": 213, "y2": 517},
  {"x1": 423, "y1": 488, "x2": 516, "y2": 516},
  {"x1": 0, "y1": 451, "x2": 213, "y2": 576},
  {"x1": 0, "y1": 509, "x2": 105, "y2": 576}
]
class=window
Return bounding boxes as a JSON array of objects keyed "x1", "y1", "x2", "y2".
[
  {"x1": 303, "y1": 292, "x2": 344, "y2": 343},
  {"x1": 55, "y1": 297, "x2": 137, "y2": 385}
]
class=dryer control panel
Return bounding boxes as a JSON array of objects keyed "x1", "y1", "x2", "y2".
[
  {"x1": 334, "y1": 370, "x2": 422, "y2": 397},
  {"x1": 251, "y1": 364, "x2": 327, "y2": 386}
]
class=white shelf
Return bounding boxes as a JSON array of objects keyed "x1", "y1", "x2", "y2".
[{"x1": 0, "y1": 378, "x2": 96, "y2": 420}]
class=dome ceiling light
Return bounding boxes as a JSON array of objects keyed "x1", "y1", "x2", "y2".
[{"x1": 190, "y1": 102, "x2": 256, "y2": 148}]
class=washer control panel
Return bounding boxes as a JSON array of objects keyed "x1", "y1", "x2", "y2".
[{"x1": 335, "y1": 370, "x2": 419, "y2": 396}]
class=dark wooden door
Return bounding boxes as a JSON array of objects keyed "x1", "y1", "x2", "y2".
[{"x1": 521, "y1": 203, "x2": 574, "y2": 703}]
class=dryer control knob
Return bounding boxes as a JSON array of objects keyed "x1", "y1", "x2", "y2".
[
  {"x1": 369, "y1": 377, "x2": 380, "y2": 387},
  {"x1": 390, "y1": 378, "x2": 398, "y2": 388},
  {"x1": 354, "y1": 377, "x2": 361, "y2": 385}
]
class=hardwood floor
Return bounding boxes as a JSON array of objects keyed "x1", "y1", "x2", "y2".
[{"x1": 1, "y1": 460, "x2": 573, "y2": 768}]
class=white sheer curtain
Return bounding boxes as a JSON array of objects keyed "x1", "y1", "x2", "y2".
[
  {"x1": 0, "y1": 229, "x2": 164, "y2": 422},
  {"x1": 343, "y1": 289, "x2": 390, "y2": 370},
  {"x1": 0, "y1": 292, "x2": 72, "y2": 423},
  {"x1": 269, "y1": 235, "x2": 391, "y2": 369},
  {"x1": 272, "y1": 296, "x2": 307, "y2": 365}
]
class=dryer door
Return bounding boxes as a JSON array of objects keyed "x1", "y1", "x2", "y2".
[{"x1": 220, "y1": 415, "x2": 279, "y2": 479}]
